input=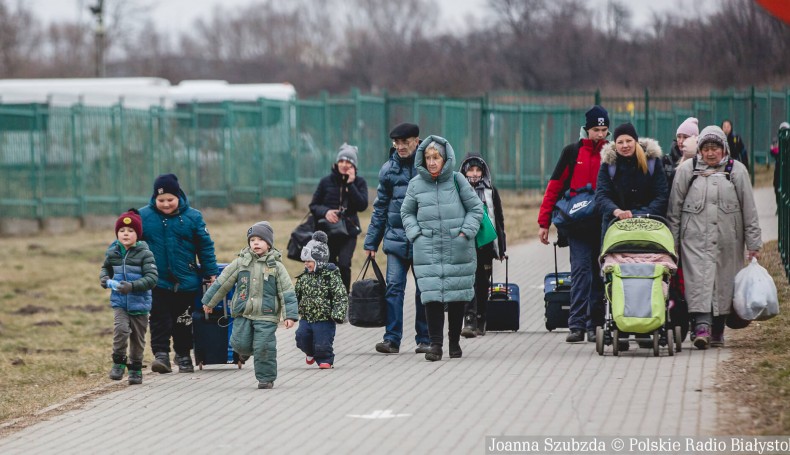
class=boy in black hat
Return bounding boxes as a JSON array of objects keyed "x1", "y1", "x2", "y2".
[{"x1": 139, "y1": 173, "x2": 218, "y2": 374}]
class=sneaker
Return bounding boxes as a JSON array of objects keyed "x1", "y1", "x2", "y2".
[
  {"x1": 711, "y1": 318, "x2": 725, "y2": 347},
  {"x1": 258, "y1": 382, "x2": 274, "y2": 389},
  {"x1": 108, "y1": 363, "x2": 126, "y2": 380},
  {"x1": 587, "y1": 330, "x2": 596, "y2": 343},
  {"x1": 693, "y1": 324, "x2": 711, "y2": 350},
  {"x1": 150, "y1": 352, "x2": 172, "y2": 374},
  {"x1": 375, "y1": 340, "x2": 399, "y2": 354},
  {"x1": 449, "y1": 342, "x2": 462, "y2": 359},
  {"x1": 128, "y1": 369, "x2": 142, "y2": 385},
  {"x1": 305, "y1": 356, "x2": 315, "y2": 365},
  {"x1": 175, "y1": 354, "x2": 194, "y2": 373},
  {"x1": 566, "y1": 329, "x2": 585, "y2": 343},
  {"x1": 425, "y1": 345, "x2": 443, "y2": 362},
  {"x1": 414, "y1": 343, "x2": 431, "y2": 354},
  {"x1": 710, "y1": 334, "x2": 725, "y2": 348},
  {"x1": 318, "y1": 363, "x2": 332, "y2": 369}
]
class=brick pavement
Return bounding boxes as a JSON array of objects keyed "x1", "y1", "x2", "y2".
[{"x1": 0, "y1": 188, "x2": 777, "y2": 455}]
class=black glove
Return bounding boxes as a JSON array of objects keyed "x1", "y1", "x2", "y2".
[
  {"x1": 117, "y1": 281, "x2": 133, "y2": 294},
  {"x1": 100, "y1": 276, "x2": 109, "y2": 289}
]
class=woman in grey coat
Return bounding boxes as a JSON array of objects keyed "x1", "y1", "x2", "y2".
[
  {"x1": 401, "y1": 136, "x2": 484, "y2": 361},
  {"x1": 667, "y1": 125, "x2": 761, "y2": 350}
]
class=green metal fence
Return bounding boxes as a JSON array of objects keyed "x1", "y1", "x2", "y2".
[{"x1": 1, "y1": 87, "x2": 788, "y2": 222}]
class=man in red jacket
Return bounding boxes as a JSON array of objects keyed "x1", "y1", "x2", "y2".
[{"x1": 537, "y1": 105, "x2": 609, "y2": 344}]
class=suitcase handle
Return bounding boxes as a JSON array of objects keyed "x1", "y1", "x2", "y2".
[
  {"x1": 552, "y1": 242, "x2": 560, "y2": 283},
  {"x1": 490, "y1": 255, "x2": 510, "y2": 296}
]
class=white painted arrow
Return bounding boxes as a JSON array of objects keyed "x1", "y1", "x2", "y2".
[{"x1": 346, "y1": 409, "x2": 411, "y2": 419}]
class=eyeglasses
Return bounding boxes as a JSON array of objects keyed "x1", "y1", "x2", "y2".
[{"x1": 700, "y1": 143, "x2": 723, "y2": 152}]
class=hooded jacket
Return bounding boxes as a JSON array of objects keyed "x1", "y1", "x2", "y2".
[
  {"x1": 294, "y1": 264, "x2": 348, "y2": 323},
  {"x1": 201, "y1": 247, "x2": 298, "y2": 323},
  {"x1": 139, "y1": 189, "x2": 217, "y2": 292},
  {"x1": 595, "y1": 137, "x2": 669, "y2": 230},
  {"x1": 459, "y1": 154, "x2": 506, "y2": 258},
  {"x1": 100, "y1": 240, "x2": 158, "y2": 313},
  {"x1": 667, "y1": 126, "x2": 762, "y2": 316},
  {"x1": 364, "y1": 146, "x2": 419, "y2": 259},
  {"x1": 400, "y1": 135, "x2": 484, "y2": 303}
]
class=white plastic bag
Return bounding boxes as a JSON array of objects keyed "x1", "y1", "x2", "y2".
[{"x1": 732, "y1": 258, "x2": 779, "y2": 321}]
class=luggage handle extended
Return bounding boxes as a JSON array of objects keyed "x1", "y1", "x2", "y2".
[{"x1": 490, "y1": 255, "x2": 510, "y2": 297}]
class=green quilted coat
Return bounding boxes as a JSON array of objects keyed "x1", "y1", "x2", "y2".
[{"x1": 400, "y1": 135, "x2": 484, "y2": 303}]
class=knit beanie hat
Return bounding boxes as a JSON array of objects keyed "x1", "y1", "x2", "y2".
[
  {"x1": 301, "y1": 231, "x2": 330, "y2": 265},
  {"x1": 336, "y1": 143, "x2": 358, "y2": 168},
  {"x1": 152, "y1": 173, "x2": 181, "y2": 198},
  {"x1": 584, "y1": 105, "x2": 610, "y2": 130},
  {"x1": 676, "y1": 117, "x2": 699, "y2": 137},
  {"x1": 697, "y1": 125, "x2": 729, "y2": 154},
  {"x1": 115, "y1": 208, "x2": 142, "y2": 239},
  {"x1": 247, "y1": 221, "x2": 274, "y2": 248},
  {"x1": 613, "y1": 122, "x2": 639, "y2": 143},
  {"x1": 780, "y1": 121, "x2": 790, "y2": 131}
]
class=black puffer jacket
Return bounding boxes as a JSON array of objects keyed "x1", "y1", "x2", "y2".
[{"x1": 309, "y1": 166, "x2": 368, "y2": 238}]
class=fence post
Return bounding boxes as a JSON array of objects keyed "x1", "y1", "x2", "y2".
[
  {"x1": 750, "y1": 85, "x2": 756, "y2": 184},
  {"x1": 352, "y1": 87, "x2": 362, "y2": 146},
  {"x1": 480, "y1": 95, "x2": 488, "y2": 161},
  {"x1": 644, "y1": 88, "x2": 650, "y2": 138},
  {"x1": 595, "y1": 89, "x2": 601, "y2": 106}
]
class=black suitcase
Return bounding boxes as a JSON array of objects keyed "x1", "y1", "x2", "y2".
[
  {"x1": 486, "y1": 256, "x2": 520, "y2": 332},
  {"x1": 193, "y1": 264, "x2": 244, "y2": 369},
  {"x1": 544, "y1": 242, "x2": 571, "y2": 331}
]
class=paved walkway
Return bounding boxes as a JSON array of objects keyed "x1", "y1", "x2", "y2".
[{"x1": 0, "y1": 188, "x2": 778, "y2": 455}]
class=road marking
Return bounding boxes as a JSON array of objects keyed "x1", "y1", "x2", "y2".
[{"x1": 347, "y1": 409, "x2": 411, "y2": 419}]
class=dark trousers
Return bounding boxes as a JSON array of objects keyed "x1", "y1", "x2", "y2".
[
  {"x1": 567, "y1": 232, "x2": 604, "y2": 331},
  {"x1": 464, "y1": 250, "x2": 494, "y2": 327},
  {"x1": 295, "y1": 320, "x2": 337, "y2": 365},
  {"x1": 425, "y1": 301, "x2": 465, "y2": 347},
  {"x1": 150, "y1": 288, "x2": 197, "y2": 356},
  {"x1": 328, "y1": 235, "x2": 357, "y2": 292}
]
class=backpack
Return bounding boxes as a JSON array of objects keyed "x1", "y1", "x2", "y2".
[{"x1": 607, "y1": 157, "x2": 657, "y2": 180}]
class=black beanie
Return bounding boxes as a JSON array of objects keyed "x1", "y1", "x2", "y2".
[
  {"x1": 584, "y1": 105, "x2": 610, "y2": 130},
  {"x1": 613, "y1": 123, "x2": 639, "y2": 142},
  {"x1": 152, "y1": 174, "x2": 181, "y2": 198}
]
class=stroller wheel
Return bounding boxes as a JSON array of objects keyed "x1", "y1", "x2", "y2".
[
  {"x1": 595, "y1": 326, "x2": 604, "y2": 356},
  {"x1": 652, "y1": 331, "x2": 660, "y2": 357},
  {"x1": 612, "y1": 329, "x2": 620, "y2": 356},
  {"x1": 667, "y1": 328, "x2": 675, "y2": 356},
  {"x1": 674, "y1": 326, "x2": 683, "y2": 353}
]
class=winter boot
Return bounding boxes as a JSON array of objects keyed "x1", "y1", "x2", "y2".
[
  {"x1": 127, "y1": 362, "x2": 143, "y2": 385},
  {"x1": 108, "y1": 354, "x2": 127, "y2": 380},
  {"x1": 693, "y1": 324, "x2": 711, "y2": 350},
  {"x1": 175, "y1": 354, "x2": 194, "y2": 373},
  {"x1": 449, "y1": 341, "x2": 463, "y2": 359},
  {"x1": 151, "y1": 351, "x2": 172, "y2": 374},
  {"x1": 460, "y1": 314, "x2": 477, "y2": 339},
  {"x1": 425, "y1": 344, "x2": 443, "y2": 362}
]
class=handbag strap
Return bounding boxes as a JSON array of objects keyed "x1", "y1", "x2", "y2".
[{"x1": 355, "y1": 255, "x2": 385, "y2": 284}]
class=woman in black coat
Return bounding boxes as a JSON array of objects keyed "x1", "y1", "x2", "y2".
[{"x1": 309, "y1": 143, "x2": 369, "y2": 291}]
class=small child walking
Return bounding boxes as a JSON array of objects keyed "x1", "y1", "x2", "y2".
[
  {"x1": 201, "y1": 221, "x2": 298, "y2": 389},
  {"x1": 294, "y1": 231, "x2": 348, "y2": 369},
  {"x1": 100, "y1": 209, "x2": 158, "y2": 385}
]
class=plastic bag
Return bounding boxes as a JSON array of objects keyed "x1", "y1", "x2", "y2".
[{"x1": 732, "y1": 258, "x2": 779, "y2": 321}]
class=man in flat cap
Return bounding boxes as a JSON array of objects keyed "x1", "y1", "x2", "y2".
[{"x1": 364, "y1": 122, "x2": 430, "y2": 355}]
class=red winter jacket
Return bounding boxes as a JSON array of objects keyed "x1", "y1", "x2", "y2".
[{"x1": 537, "y1": 138, "x2": 607, "y2": 228}]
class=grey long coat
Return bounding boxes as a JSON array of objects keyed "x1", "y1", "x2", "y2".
[
  {"x1": 667, "y1": 154, "x2": 762, "y2": 316},
  {"x1": 401, "y1": 135, "x2": 484, "y2": 303}
]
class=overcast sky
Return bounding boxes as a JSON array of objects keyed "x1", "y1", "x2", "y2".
[{"x1": 27, "y1": 0, "x2": 718, "y2": 35}]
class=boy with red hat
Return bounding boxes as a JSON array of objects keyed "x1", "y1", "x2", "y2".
[{"x1": 99, "y1": 208, "x2": 158, "y2": 384}]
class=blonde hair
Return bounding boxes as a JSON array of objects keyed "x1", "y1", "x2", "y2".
[{"x1": 635, "y1": 142, "x2": 648, "y2": 174}]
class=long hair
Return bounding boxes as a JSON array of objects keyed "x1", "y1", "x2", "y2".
[{"x1": 635, "y1": 142, "x2": 648, "y2": 174}]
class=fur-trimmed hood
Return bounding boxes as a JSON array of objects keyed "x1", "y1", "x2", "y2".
[{"x1": 600, "y1": 137, "x2": 663, "y2": 165}]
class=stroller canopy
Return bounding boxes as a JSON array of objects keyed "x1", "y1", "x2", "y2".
[{"x1": 600, "y1": 218, "x2": 677, "y2": 261}]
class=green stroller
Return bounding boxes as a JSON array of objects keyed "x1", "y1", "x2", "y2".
[{"x1": 595, "y1": 216, "x2": 681, "y2": 356}]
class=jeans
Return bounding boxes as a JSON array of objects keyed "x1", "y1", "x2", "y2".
[
  {"x1": 382, "y1": 254, "x2": 430, "y2": 347},
  {"x1": 295, "y1": 320, "x2": 337, "y2": 365},
  {"x1": 567, "y1": 232, "x2": 604, "y2": 331},
  {"x1": 149, "y1": 288, "x2": 197, "y2": 356}
]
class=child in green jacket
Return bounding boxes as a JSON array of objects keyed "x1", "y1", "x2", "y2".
[
  {"x1": 202, "y1": 221, "x2": 298, "y2": 389},
  {"x1": 294, "y1": 231, "x2": 348, "y2": 369}
]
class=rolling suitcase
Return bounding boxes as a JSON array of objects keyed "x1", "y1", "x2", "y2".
[
  {"x1": 486, "y1": 255, "x2": 520, "y2": 332},
  {"x1": 193, "y1": 264, "x2": 244, "y2": 369},
  {"x1": 544, "y1": 242, "x2": 571, "y2": 331}
]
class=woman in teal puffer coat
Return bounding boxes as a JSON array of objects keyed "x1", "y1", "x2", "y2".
[{"x1": 401, "y1": 136, "x2": 483, "y2": 361}]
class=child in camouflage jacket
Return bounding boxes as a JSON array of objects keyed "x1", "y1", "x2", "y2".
[{"x1": 294, "y1": 231, "x2": 348, "y2": 369}]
